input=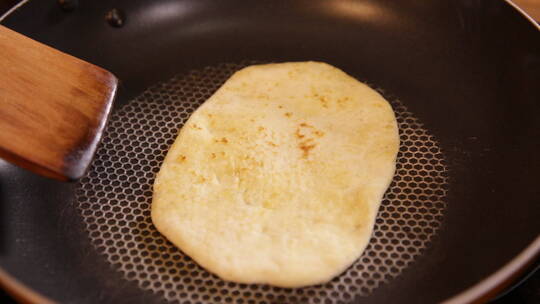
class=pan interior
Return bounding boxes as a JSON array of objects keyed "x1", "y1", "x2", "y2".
[{"x1": 74, "y1": 62, "x2": 449, "y2": 303}]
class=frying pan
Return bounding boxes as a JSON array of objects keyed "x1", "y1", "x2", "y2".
[{"x1": 0, "y1": 0, "x2": 539, "y2": 303}]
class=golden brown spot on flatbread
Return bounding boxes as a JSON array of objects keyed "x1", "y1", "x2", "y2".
[
  {"x1": 299, "y1": 141, "x2": 316, "y2": 158},
  {"x1": 215, "y1": 137, "x2": 229, "y2": 144},
  {"x1": 234, "y1": 167, "x2": 249, "y2": 175},
  {"x1": 337, "y1": 96, "x2": 351, "y2": 106},
  {"x1": 295, "y1": 128, "x2": 305, "y2": 139},
  {"x1": 314, "y1": 130, "x2": 325, "y2": 137},
  {"x1": 312, "y1": 92, "x2": 329, "y2": 108},
  {"x1": 295, "y1": 123, "x2": 325, "y2": 158}
]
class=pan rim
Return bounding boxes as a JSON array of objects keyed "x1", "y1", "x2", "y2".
[
  {"x1": 0, "y1": 0, "x2": 29, "y2": 22},
  {"x1": 0, "y1": 0, "x2": 539, "y2": 303},
  {"x1": 507, "y1": 0, "x2": 540, "y2": 30},
  {"x1": 0, "y1": 267, "x2": 55, "y2": 304},
  {"x1": 442, "y1": 236, "x2": 540, "y2": 304}
]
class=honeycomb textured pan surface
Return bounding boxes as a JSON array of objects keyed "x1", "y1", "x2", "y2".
[
  {"x1": 151, "y1": 62, "x2": 400, "y2": 287},
  {"x1": 75, "y1": 61, "x2": 449, "y2": 303}
]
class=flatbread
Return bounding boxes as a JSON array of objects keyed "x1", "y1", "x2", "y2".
[{"x1": 151, "y1": 62, "x2": 399, "y2": 287}]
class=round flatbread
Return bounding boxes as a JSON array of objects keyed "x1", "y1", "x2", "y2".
[{"x1": 151, "y1": 62, "x2": 399, "y2": 287}]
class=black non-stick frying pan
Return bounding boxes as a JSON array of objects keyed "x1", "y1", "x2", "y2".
[{"x1": 0, "y1": 0, "x2": 539, "y2": 303}]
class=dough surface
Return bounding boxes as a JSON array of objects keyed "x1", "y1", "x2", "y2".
[{"x1": 151, "y1": 62, "x2": 399, "y2": 287}]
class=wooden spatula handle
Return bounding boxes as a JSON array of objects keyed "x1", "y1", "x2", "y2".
[{"x1": 0, "y1": 25, "x2": 118, "y2": 181}]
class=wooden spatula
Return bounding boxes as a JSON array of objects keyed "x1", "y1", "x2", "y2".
[{"x1": 0, "y1": 25, "x2": 117, "y2": 181}]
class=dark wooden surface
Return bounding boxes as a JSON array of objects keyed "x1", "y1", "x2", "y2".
[{"x1": 0, "y1": 25, "x2": 117, "y2": 181}]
